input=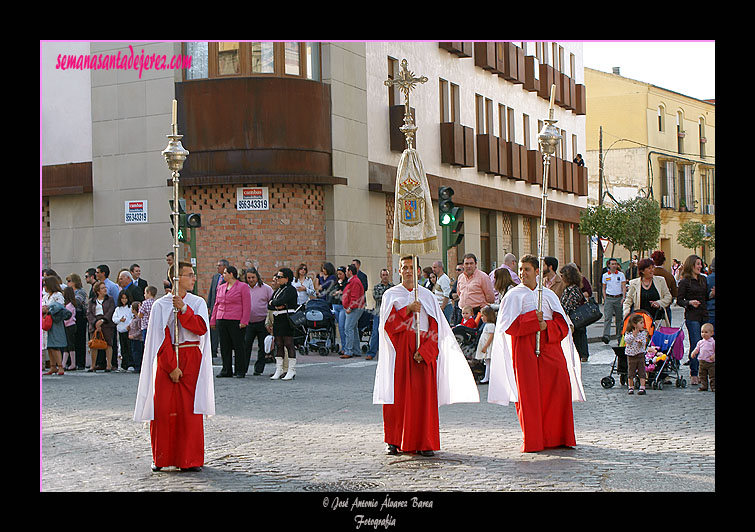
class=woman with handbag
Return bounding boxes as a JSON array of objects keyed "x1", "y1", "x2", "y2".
[
  {"x1": 268, "y1": 267, "x2": 299, "y2": 380},
  {"x1": 622, "y1": 258, "x2": 672, "y2": 324},
  {"x1": 86, "y1": 280, "x2": 116, "y2": 372},
  {"x1": 210, "y1": 265, "x2": 252, "y2": 378},
  {"x1": 42, "y1": 276, "x2": 70, "y2": 375},
  {"x1": 559, "y1": 264, "x2": 591, "y2": 362}
]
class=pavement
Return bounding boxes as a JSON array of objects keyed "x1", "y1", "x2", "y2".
[{"x1": 40, "y1": 302, "x2": 714, "y2": 499}]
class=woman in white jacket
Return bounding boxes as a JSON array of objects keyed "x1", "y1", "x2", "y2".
[{"x1": 622, "y1": 258, "x2": 673, "y2": 324}]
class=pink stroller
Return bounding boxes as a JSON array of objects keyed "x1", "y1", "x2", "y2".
[{"x1": 646, "y1": 325, "x2": 686, "y2": 390}]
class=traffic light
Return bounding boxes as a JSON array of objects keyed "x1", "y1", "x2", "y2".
[
  {"x1": 187, "y1": 213, "x2": 202, "y2": 228},
  {"x1": 451, "y1": 217, "x2": 464, "y2": 247},
  {"x1": 439, "y1": 186, "x2": 455, "y2": 225},
  {"x1": 169, "y1": 199, "x2": 187, "y2": 242}
]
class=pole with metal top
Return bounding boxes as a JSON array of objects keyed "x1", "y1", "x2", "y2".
[
  {"x1": 162, "y1": 99, "x2": 189, "y2": 365},
  {"x1": 384, "y1": 59, "x2": 433, "y2": 362},
  {"x1": 535, "y1": 85, "x2": 562, "y2": 355}
]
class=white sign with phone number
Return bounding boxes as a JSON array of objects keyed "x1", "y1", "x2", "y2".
[
  {"x1": 125, "y1": 200, "x2": 148, "y2": 223},
  {"x1": 236, "y1": 187, "x2": 269, "y2": 210}
]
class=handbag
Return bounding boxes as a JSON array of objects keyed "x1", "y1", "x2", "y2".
[
  {"x1": 88, "y1": 329, "x2": 108, "y2": 350},
  {"x1": 42, "y1": 314, "x2": 53, "y2": 331},
  {"x1": 569, "y1": 297, "x2": 602, "y2": 330},
  {"x1": 289, "y1": 310, "x2": 307, "y2": 328}
]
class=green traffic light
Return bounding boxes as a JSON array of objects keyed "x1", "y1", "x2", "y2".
[{"x1": 440, "y1": 212, "x2": 455, "y2": 226}]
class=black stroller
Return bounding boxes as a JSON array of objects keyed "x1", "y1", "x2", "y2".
[
  {"x1": 303, "y1": 298, "x2": 338, "y2": 356},
  {"x1": 357, "y1": 309, "x2": 374, "y2": 354},
  {"x1": 453, "y1": 321, "x2": 486, "y2": 383},
  {"x1": 289, "y1": 303, "x2": 309, "y2": 356}
]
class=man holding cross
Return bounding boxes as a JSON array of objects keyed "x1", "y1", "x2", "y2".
[{"x1": 373, "y1": 256, "x2": 478, "y2": 456}]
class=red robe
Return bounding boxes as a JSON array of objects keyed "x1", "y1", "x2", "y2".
[
  {"x1": 382, "y1": 305, "x2": 440, "y2": 453},
  {"x1": 150, "y1": 305, "x2": 207, "y2": 469},
  {"x1": 507, "y1": 309, "x2": 576, "y2": 453}
]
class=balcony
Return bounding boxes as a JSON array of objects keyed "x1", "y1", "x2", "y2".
[{"x1": 440, "y1": 122, "x2": 474, "y2": 167}]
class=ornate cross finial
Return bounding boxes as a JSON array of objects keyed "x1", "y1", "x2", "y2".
[{"x1": 384, "y1": 59, "x2": 427, "y2": 149}]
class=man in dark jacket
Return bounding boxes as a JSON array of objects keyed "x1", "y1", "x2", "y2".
[{"x1": 207, "y1": 259, "x2": 228, "y2": 358}]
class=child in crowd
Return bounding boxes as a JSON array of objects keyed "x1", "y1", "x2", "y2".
[
  {"x1": 139, "y1": 286, "x2": 158, "y2": 342},
  {"x1": 475, "y1": 306, "x2": 497, "y2": 384},
  {"x1": 690, "y1": 323, "x2": 715, "y2": 392},
  {"x1": 459, "y1": 306, "x2": 477, "y2": 329},
  {"x1": 113, "y1": 290, "x2": 134, "y2": 372},
  {"x1": 623, "y1": 313, "x2": 649, "y2": 395},
  {"x1": 128, "y1": 301, "x2": 144, "y2": 373}
]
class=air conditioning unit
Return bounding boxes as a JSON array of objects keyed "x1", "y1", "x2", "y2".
[{"x1": 661, "y1": 196, "x2": 673, "y2": 208}]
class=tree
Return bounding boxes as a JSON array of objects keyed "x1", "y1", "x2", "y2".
[
  {"x1": 678, "y1": 220, "x2": 715, "y2": 254},
  {"x1": 617, "y1": 197, "x2": 661, "y2": 270},
  {"x1": 579, "y1": 204, "x2": 626, "y2": 258}
]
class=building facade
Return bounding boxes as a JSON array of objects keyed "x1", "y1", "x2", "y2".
[
  {"x1": 583, "y1": 67, "x2": 715, "y2": 265},
  {"x1": 42, "y1": 41, "x2": 589, "y2": 304}
]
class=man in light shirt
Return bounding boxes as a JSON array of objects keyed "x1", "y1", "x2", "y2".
[
  {"x1": 456, "y1": 253, "x2": 495, "y2": 315},
  {"x1": 601, "y1": 258, "x2": 626, "y2": 344},
  {"x1": 431, "y1": 260, "x2": 453, "y2": 324},
  {"x1": 489, "y1": 253, "x2": 521, "y2": 299}
]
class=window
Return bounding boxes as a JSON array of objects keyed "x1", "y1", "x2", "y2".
[
  {"x1": 475, "y1": 95, "x2": 493, "y2": 135},
  {"x1": 251, "y1": 42, "x2": 275, "y2": 74},
  {"x1": 657, "y1": 105, "x2": 665, "y2": 132},
  {"x1": 185, "y1": 42, "x2": 208, "y2": 79},
  {"x1": 552, "y1": 43, "x2": 559, "y2": 71},
  {"x1": 183, "y1": 42, "x2": 321, "y2": 81},
  {"x1": 572, "y1": 134, "x2": 578, "y2": 161},
  {"x1": 679, "y1": 163, "x2": 694, "y2": 212},
  {"x1": 439, "y1": 78, "x2": 460, "y2": 123},
  {"x1": 700, "y1": 167, "x2": 715, "y2": 213},
  {"x1": 699, "y1": 117, "x2": 706, "y2": 158},
  {"x1": 677, "y1": 111, "x2": 684, "y2": 154},
  {"x1": 522, "y1": 114, "x2": 530, "y2": 150},
  {"x1": 507, "y1": 106, "x2": 515, "y2": 143},
  {"x1": 569, "y1": 53, "x2": 575, "y2": 78},
  {"x1": 218, "y1": 42, "x2": 240, "y2": 76},
  {"x1": 305, "y1": 42, "x2": 320, "y2": 81},
  {"x1": 660, "y1": 160, "x2": 676, "y2": 208}
]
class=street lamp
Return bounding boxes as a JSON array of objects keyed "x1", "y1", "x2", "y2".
[{"x1": 161, "y1": 99, "x2": 189, "y2": 365}]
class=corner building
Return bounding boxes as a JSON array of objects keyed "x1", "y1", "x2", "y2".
[{"x1": 41, "y1": 42, "x2": 589, "y2": 305}]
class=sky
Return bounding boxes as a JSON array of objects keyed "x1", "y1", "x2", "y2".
[{"x1": 582, "y1": 41, "x2": 715, "y2": 101}]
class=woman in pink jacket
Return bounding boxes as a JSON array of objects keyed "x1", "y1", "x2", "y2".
[{"x1": 211, "y1": 265, "x2": 252, "y2": 378}]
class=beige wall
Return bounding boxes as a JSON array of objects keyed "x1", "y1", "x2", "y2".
[{"x1": 583, "y1": 67, "x2": 715, "y2": 265}]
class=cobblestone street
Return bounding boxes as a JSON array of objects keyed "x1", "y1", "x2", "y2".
[{"x1": 41, "y1": 323, "x2": 714, "y2": 494}]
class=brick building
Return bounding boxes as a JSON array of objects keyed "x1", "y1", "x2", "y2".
[{"x1": 41, "y1": 41, "x2": 589, "y2": 305}]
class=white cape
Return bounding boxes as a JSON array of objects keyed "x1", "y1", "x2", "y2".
[
  {"x1": 487, "y1": 283, "x2": 585, "y2": 406},
  {"x1": 133, "y1": 292, "x2": 215, "y2": 422},
  {"x1": 373, "y1": 284, "x2": 479, "y2": 406}
]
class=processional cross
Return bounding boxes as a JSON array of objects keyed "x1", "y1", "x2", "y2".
[{"x1": 384, "y1": 59, "x2": 428, "y2": 150}]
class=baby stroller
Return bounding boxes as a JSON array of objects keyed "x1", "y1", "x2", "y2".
[
  {"x1": 357, "y1": 309, "x2": 374, "y2": 354},
  {"x1": 645, "y1": 325, "x2": 686, "y2": 389},
  {"x1": 303, "y1": 298, "x2": 338, "y2": 356},
  {"x1": 289, "y1": 303, "x2": 309, "y2": 356},
  {"x1": 452, "y1": 318, "x2": 486, "y2": 383},
  {"x1": 601, "y1": 309, "x2": 656, "y2": 389}
]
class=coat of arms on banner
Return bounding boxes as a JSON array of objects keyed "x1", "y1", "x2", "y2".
[{"x1": 398, "y1": 175, "x2": 425, "y2": 227}]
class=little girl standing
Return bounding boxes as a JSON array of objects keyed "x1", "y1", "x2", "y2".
[
  {"x1": 623, "y1": 313, "x2": 649, "y2": 395},
  {"x1": 475, "y1": 306, "x2": 497, "y2": 384}
]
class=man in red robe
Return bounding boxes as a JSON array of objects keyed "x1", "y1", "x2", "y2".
[
  {"x1": 488, "y1": 254, "x2": 585, "y2": 452},
  {"x1": 374, "y1": 256, "x2": 479, "y2": 457},
  {"x1": 134, "y1": 261, "x2": 215, "y2": 472}
]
